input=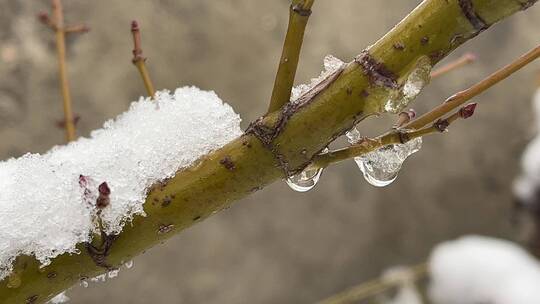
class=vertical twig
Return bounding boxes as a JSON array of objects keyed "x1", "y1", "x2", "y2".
[
  {"x1": 131, "y1": 21, "x2": 156, "y2": 98},
  {"x1": 266, "y1": 0, "x2": 315, "y2": 113},
  {"x1": 51, "y1": 0, "x2": 76, "y2": 142}
]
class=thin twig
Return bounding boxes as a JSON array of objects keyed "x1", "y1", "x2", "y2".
[
  {"x1": 266, "y1": 0, "x2": 315, "y2": 113},
  {"x1": 310, "y1": 103, "x2": 476, "y2": 169},
  {"x1": 51, "y1": 0, "x2": 76, "y2": 142},
  {"x1": 317, "y1": 263, "x2": 428, "y2": 304},
  {"x1": 131, "y1": 20, "x2": 156, "y2": 97},
  {"x1": 430, "y1": 52, "x2": 476, "y2": 78},
  {"x1": 408, "y1": 45, "x2": 540, "y2": 130}
]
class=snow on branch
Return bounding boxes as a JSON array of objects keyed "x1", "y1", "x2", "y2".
[{"x1": 0, "y1": 87, "x2": 242, "y2": 280}]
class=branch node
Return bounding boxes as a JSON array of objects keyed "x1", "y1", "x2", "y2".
[
  {"x1": 291, "y1": 4, "x2": 312, "y2": 16},
  {"x1": 433, "y1": 119, "x2": 450, "y2": 132}
]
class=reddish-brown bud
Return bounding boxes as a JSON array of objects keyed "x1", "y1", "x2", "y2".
[
  {"x1": 98, "y1": 182, "x2": 111, "y2": 196},
  {"x1": 131, "y1": 20, "x2": 139, "y2": 32},
  {"x1": 458, "y1": 103, "x2": 477, "y2": 119}
]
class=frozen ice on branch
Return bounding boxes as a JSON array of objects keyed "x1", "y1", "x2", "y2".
[{"x1": 0, "y1": 86, "x2": 242, "y2": 280}]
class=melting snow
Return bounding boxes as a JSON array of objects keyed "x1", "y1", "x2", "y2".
[{"x1": 0, "y1": 86, "x2": 242, "y2": 280}]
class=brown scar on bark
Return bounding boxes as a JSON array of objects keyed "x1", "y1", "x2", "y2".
[
  {"x1": 457, "y1": 0, "x2": 488, "y2": 32},
  {"x1": 354, "y1": 50, "x2": 398, "y2": 89}
]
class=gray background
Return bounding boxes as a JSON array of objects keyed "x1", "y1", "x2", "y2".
[{"x1": 0, "y1": 0, "x2": 539, "y2": 303}]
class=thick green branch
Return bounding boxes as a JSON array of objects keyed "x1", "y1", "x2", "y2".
[
  {"x1": 1, "y1": 0, "x2": 536, "y2": 303},
  {"x1": 266, "y1": 0, "x2": 314, "y2": 113}
]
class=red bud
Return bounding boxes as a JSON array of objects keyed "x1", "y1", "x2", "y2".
[{"x1": 459, "y1": 103, "x2": 477, "y2": 119}]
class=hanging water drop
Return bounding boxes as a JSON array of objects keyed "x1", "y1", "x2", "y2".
[
  {"x1": 285, "y1": 148, "x2": 328, "y2": 192},
  {"x1": 385, "y1": 56, "x2": 432, "y2": 113},
  {"x1": 285, "y1": 167, "x2": 324, "y2": 192},
  {"x1": 346, "y1": 127, "x2": 422, "y2": 187},
  {"x1": 357, "y1": 138, "x2": 422, "y2": 187}
]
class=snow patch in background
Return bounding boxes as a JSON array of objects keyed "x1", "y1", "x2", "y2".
[
  {"x1": 428, "y1": 235, "x2": 540, "y2": 304},
  {"x1": 513, "y1": 88, "x2": 540, "y2": 204},
  {"x1": 0, "y1": 86, "x2": 242, "y2": 280}
]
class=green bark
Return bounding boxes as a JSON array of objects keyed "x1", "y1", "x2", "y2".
[{"x1": 1, "y1": 0, "x2": 536, "y2": 303}]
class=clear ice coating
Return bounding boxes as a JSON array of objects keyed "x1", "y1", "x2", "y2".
[
  {"x1": 285, "y1": 148, "x2": 328, "y2": 192},
  {"x1": 291, "y1": 55, "x2": 345, "y2": 101},
  {"x1": 0, "y1": 86, "x2": 243, "y2": 281},
  {"x1": 346, "y1": 128, "x2": 422, "y2": 187},
  {"x1": 48, "y1": 292, "x2": 70, "y2": 304},
  {"x1": 385, "y1": 56, "x2": 432, "y2": 113}
]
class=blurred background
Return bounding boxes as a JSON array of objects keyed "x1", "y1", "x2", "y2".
[{"x1": 0, "y1": 0, "x2": 539, "y2": 303}]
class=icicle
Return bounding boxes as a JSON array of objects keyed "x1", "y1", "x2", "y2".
[
  {"x1": 346, "y1": 128, "x2": 421, "y2": 187},
  {"x1": 385, "y1": 56, "x2": 432, "y2": 113},
  {"x1": 285, "y1": 148, "x2": 328, "y2": 192}
]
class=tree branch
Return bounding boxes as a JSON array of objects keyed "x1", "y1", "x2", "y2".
[
  {"x1": 2, "y1": 1, "x2": 537, "y2": 302},
  {"x1": 266, "y1": 0, "x2": 315, "y2": 113},
  {"x1": 131, "y1": 20, "x2": 156, "y2": 97},
  {"x1": 407, "y1": 44, "x2": 540, "y2": 130},
  {"x1": 311, "y1": 44, "x2": 539, "y2": 169}
]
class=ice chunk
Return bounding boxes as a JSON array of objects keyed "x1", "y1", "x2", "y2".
[
  {"x1": 291, "y1": 55, "x2": 345, "y2": 101},
  {"x1": 385, "y1": 56, "x2": 432, "y2": 113},
  {"x1": 346, "y1": 128, "x2": 421, "y2": 187},
  {"x1": 428, "y1": 235, "x2": 540, "y2": 304},
  {"x1": 0, "y1": 86, "x2": 242, "y2": 281}
]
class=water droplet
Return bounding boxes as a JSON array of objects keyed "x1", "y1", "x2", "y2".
[
  {"x1": 124, "y1": 260, "x2": 134, "y2": 269},
  {"x1": 357, "y1": 138, "x2": 422, "y2": 187},
  {"x1": 285, "y1": 148, "x2": 328, "y2": 192},
  {"x1": 385, "y1": 56, "x2": 432, "y2": 113}
]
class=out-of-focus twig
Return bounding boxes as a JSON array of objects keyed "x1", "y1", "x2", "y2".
[{"x1": 131, "y1": 20, "x2": 156, "y2": 97}]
